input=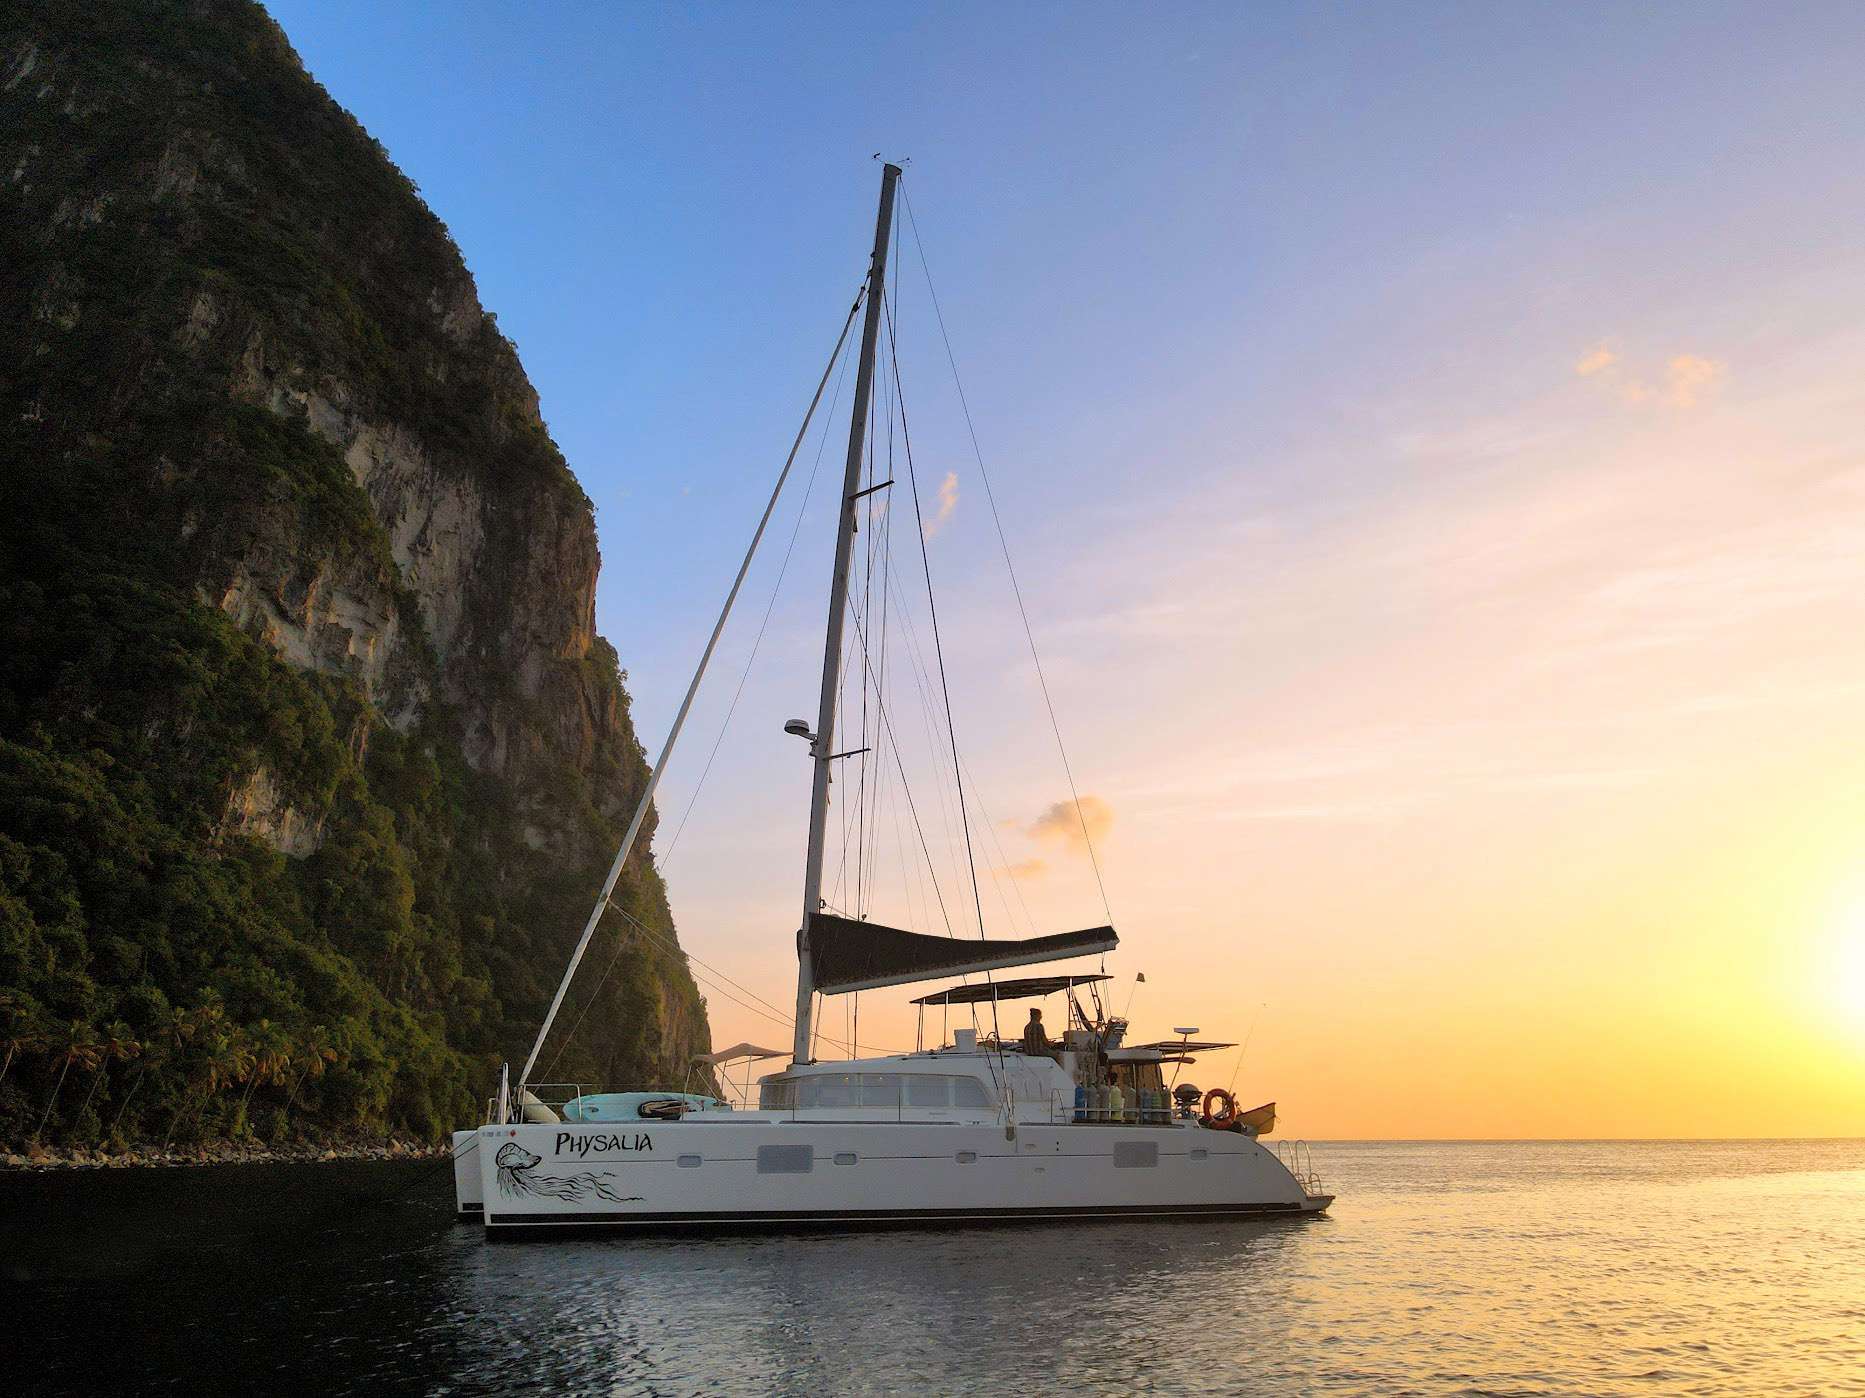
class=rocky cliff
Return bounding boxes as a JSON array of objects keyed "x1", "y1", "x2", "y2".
[{"x1": 0, "y1": 0, "x2": 715, "y2": 1147}]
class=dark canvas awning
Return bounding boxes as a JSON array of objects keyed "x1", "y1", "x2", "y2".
[
  {"x1": 911, "y1": 973, "x2": 1111, "y2": 1006},
  {"x1": 808, "y1": 913, "x2": 1117, "y2": 995}
]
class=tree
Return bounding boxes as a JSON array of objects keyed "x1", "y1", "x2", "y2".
[
  {"x1": 282, "y1": 1023, "x2": 338, "y2": 1118},
  {"x1": 0, "y1": 991, "x2": 48, "y2": 1088},
  {"x1": 177, "y1": 1023, "x2": 254, "y2": 1142},
  {"x1": 33, "y1": 1021, "x2": 102, "y2": 1146},
  {"x1": 162, "y1": 1001, "x2": 225, "y2": 1148},
  {"x1": 77, "y1": 1020, "x2": 141, "y2": 1140},
  {"x1": 107, "y1": 1038, "x2": 164, "y2": 1141},
  {"x1": 236, "y1": 1019, "x2": 292, "y2": 1134}
]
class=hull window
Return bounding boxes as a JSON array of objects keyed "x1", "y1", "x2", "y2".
[
  {"x1": 833, "y1": 1152, "x2": 858, "y2": 1166},
  {"x1": 757, "y1": 1144, "x2": 814, "y2": 1174},
  {"x1": 956, "y1": 1150, "x2": 978, "y2": 1164},
  {"x1": 1113, "y1": 1142, "x2": 1159, "y2": 1169},
  {"x1": 677, "y1": 1154, "x2": 702, "y2": 1168}
]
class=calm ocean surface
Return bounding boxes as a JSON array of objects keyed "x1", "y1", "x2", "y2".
[{"x1": 5, "y1": 1139, "x2": 1862, "y2": 1395}]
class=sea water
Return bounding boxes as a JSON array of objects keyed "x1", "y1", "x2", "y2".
[{"x1": 4, "y1": 1139, "x2": 1862, "y2": 1394}]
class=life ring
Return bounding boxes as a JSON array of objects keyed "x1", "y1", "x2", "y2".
[{"x1": 1201, "y1": 1087, "x2": 1237, "y2": 1128}]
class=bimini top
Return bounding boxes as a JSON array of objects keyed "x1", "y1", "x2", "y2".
[
  {"x1": 808, "y1": 912, "x2": 1117, "y2": 995},
  {"x1": 696, "y1": 1043, "x2": 786, "y2": 1066},
  {"x1": 910, "y1": 973, "x2": 1112, "y2": 1006}
]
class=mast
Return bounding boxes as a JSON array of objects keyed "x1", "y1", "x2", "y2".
[{"x1": 793, "y1": 161, "x2": 901, "y2": 1064}]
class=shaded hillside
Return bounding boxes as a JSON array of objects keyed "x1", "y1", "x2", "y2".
[{"x1": 0, "y1": 0, "x2": 714, "y2": 1148}]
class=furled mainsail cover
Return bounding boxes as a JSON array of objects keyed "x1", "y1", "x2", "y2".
[{"x1": 806, "y1": 913, "x2": 1117, "y2": 994}]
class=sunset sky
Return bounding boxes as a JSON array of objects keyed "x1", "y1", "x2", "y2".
[{"x1": 268, "y1": 1, "x2": 1865, "y2": 1137}]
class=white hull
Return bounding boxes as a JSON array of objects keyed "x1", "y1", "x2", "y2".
[{"x1": 455, "y1": 1118, "x2": 1331, "y2": 1235}]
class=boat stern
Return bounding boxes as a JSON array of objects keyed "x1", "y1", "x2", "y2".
[{"x1": 452, "y1": 1129, "x2": 483, "y2": 1219}]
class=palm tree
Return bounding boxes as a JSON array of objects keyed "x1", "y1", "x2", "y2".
[
  {"x1": 235, "y1": 1020, "x2": 291, "y2": 1134},
  {"x1": 33, "y1": 1021, "x2": 102, "y2": 1146},
  {"x1": 0, "y1": 992, "x2": 47, "y2": 1088},
  {"x1": 161, "y1": 1002, "x2": 224, "y2": 1148},
  {"x1": 78, "y1": 1022, "x2": 141, "y2": 1139},
  {"x1": 282, "y1": 1024, "x2": 338, "y2": 1119},
  {"x1": 107, "y1": 1038, "x2": 165, "y2": 1142},
  {"x1": 184, "y1": 1025, "x2": 254, "y2": 1142}
]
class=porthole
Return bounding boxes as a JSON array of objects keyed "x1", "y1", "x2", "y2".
[
  {"x1": 834, "y1": 1152, "x2": 857, "y2": 1166},
  {"x1": 1189, "y1": 1148, "x2": 1209, "y2": 1162},
  {"x1": 677, "y1": 1154, "x2": 702, "y2": 1168},
  {"x1": 956, "y1": 1150, "x2": 978, "y2": 1164}
]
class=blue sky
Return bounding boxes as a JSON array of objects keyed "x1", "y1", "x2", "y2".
[{"x1": 266, "y1": 2, "x2": 1865, "y2": 1133}]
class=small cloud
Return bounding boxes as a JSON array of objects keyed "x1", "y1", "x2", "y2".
[
  {"x1": 1574, "y1": 345, "x2": 1617, "y2": 377},
  {"x1": 1663, "y1": 353, "x2": 1724, "y2": 408},
  {"x1": 1583, "y1": 346, "x2": 1726, "y2": 409},
  {"x1": 923, "y1": 471, "x2": 958, "y2": 538},
  {"x1": 1026, "y1": 795, "x2": 1112, "y2": 854},
  {"x1": 998, "y1": 858, "x2": 1047, "y2": 881}
]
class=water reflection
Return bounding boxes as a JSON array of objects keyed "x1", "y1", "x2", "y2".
[{"x1": 6, "y1": 1141, "x2": 1863, "y2": 1395}]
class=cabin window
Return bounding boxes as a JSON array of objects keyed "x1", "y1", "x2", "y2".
[
  {"x1": 906, "y1": 1076, "x2": 950, "y2": 1108},
  {"x1": 756, "y1": 1144, "x2": 814, "y2": 1175},
  {"x1": 1113, "y1": 1142, "x2": 1159, "y2": 1169},
  {"x1": 677, "y1": 1154, "x2": 702, "y2": 1168},
  {"x1": 857, "y1": 1074, "x2": 901, "y2": 1108},
  {"x1": 951, "y1": 1077, "x2": 991, "y2": 1109},
  {"x1": 798, "y1": 1073, "x2": 859, "y2": 1109},
  {"x1": 834, "y1": 1152, "x2": 857, "y2": 1166},
  {"x1": 763, "y1": 1071, "x2": 989, "y2": 1112},
  {"x1": 956, "y1": 1150, "x2": 978, "y2": 1164}
]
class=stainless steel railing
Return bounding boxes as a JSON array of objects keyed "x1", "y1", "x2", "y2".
[{"x1": 1274, "y1": 1139, "x2": 1325, "y2": 1195}]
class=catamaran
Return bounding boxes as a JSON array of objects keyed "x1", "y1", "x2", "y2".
[{"x1": 452, "y1": 164, "x2": 1332, "y2": 1234}]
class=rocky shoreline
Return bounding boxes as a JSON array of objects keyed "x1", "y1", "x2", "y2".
[{"x1": 2, "y1": 1137, "x2": 450, "y2": 1170}]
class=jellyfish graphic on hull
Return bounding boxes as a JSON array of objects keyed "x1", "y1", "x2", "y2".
[{"x1": 495, "y1": 1142, "x2": 637, "y2": 1203}]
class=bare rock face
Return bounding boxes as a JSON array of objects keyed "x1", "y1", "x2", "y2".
[
  {"x1": 41, "y1": 34, "x2": 640, "y2": 863},
  {"x1": 220, "y1": 766, "x2": 323, "y2": 856},
  {"x1": 0, "y1": 0, "x2": 715, "y2": 1122}
]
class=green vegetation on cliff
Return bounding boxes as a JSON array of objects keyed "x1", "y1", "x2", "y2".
[{"x1": 0, "y1": 0, "x2": 715, "y2": 1151}]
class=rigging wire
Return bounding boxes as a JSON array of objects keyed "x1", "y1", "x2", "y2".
[
  {"x1": 877, "y1": 560, "x2": 1040, "y2": 940},
  {"x1": 882, "y1": 289, "x2": 1003, "y2": 1055},
  {"x1": 521, "y1": 282, "x2": 870, "y2": 1090},
  {"x1": 537, "y1": 922, "x2": 639, "y2": 1079},
  {"x1": 535, "y1": 283, "x2": 865, "y2": 1077},
  {"x1": 841, "y1": 594, "x2": 957, "y2": 938},
  {"x1": 900, "y1": 185, "x2": 1113, "y2": 925},
  {"x1": 610, "y1": 901, "x2": 902, "y2": 1058},
  {"x1": 657, "y1": 304, "x2": 861, "y2": 873},
  {"x1": 875, "y1": 561, "x2": 986, "y2": 931}
]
